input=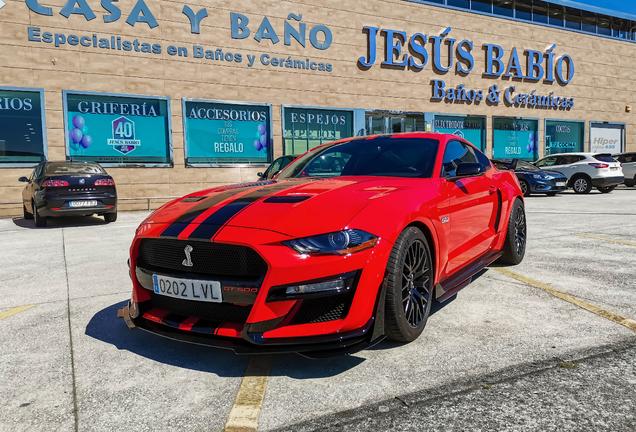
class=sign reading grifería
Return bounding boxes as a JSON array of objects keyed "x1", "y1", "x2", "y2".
[{"x1": 64, "y1": 91, "x2": 172, "y2": 167}]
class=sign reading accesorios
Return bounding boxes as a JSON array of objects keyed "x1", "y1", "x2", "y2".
[
  {"x1": 183, "y1": 100, "x2": 272, "y2": 166},
  {"x1": 64, "y1": 91, "x2": 172, "y2": 166},
  {"x1": 0, "y1": 86, "x2": 47, "y2": 166}
]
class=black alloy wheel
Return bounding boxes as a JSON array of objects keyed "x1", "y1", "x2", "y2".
[
  {"x1": 498, "y1": 198, "x2": 526, "y2": 265},
  {"x1": 384, "y1": 227, "x2": 433, "y2": 342},
  {"x1": 519, "y1": 179, "x2": 530, "y2": 197},
  {"x1": 33, "y1": 200, "x2": 47, "y2": 227},
  {"x1": 23, "y1": 204, "x2": 33, "y2": 220},
  {"x1": 513, "y1": 206, "x2": 527, "y2": 258}
]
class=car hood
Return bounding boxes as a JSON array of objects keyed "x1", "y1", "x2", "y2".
[
  {"x1": 521, "y1": 169, "x2": 566, "y2": 177},
  {"x1": 147, "y1": 177, "x2": 425, "y2": 238}
]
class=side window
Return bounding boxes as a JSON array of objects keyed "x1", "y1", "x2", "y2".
[
  {"x1": 555, "y1": 156, "x2": 570, "y2": 165},
  {"x1": 535, "y1": 157, "x2": 556, "y2": 167},
  {"x1": 472, "y1": 146, "x2": 491, "y2": 171},
  {"x1": 266, "y1": 158, "x2": 283, "y2": 178},
  {"x1": 442, "y1": 141, "x2": 478, "y2": 177},
  {"x1": 627, "y1": 154, "x2": 636, "y2": 163}
]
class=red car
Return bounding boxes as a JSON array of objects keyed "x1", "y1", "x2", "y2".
[{"x1": 118, "y1": 133, "x2": 526, "y2": 357}]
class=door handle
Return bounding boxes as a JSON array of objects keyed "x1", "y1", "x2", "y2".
[{"x1": 489, "y1": 186, "x2": 497, "y2": 195}]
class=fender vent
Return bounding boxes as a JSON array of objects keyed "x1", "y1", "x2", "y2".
[{"x1": 494, "y1": 189, "x2": 502, "y2": 232}]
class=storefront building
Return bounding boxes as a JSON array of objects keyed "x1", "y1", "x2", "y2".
[{"x1": 1, "y1": 0, "x2": 634, "y2": 215}]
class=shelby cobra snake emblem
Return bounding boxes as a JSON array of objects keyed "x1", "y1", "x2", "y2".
[{"x1": 182, "y1": 245, "x2": 194, "y2": 267}]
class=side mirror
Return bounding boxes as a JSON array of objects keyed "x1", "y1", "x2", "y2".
[
  {"x1": 257, "y1": 172, "x2": 263, "y2": 177},
  {"x1": 447, "y1": 163, "x2": 484, "y2": 181},
  {"x1": 18, "y1": 176, "x2": 28, "y2": 182}
]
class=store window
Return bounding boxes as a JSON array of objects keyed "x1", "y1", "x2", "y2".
[
  {"x1": 0, "y1": 86, "x2": 47, "y2": 166},
  {"x1": 283, "y1": 106, "x2": 354, "y2": 155},
  {"x1": 433, "y1": 115, "x2": 486, "y2": 152},
  {"x1": 493, "y1": 117, "x2": 539, "y2": 160},
  {"x1": 64, "y1": 91, "x2": 172, "y2": 167},
  {"x1": 545, "y1": 120, "x2": 585, "y2": 155},
  {"x1": 183, "y1": 100, "x2": 272, "y2": 166},
  {"x1": 365, "y1": 112, "x2": 425, "y2": 135},
  {"x1": 590, "y1": 122, "x2": 625, "y2": 154}
]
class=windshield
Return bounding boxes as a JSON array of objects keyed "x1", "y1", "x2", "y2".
[
  {"x1": 516, "y1": 160, "x2": 537, "y2": 170},
  {"x1": 276, "y1": 137, "x2": 439, "y2": 179},
  {"x1": 44, "y1": 163, "x2": 106, "y2": 175}
]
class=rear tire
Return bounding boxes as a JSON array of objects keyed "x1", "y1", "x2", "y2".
[
  {"x1": 519, "y1": 180, "x2": 531, "y2": 197},
  {"x1": 498, "y1": 199, "x2": 526, "y2": 265},
  {"x1": 104, "y1": 212, "x2": 117, "y2": 223},
  {"x1": 572, "y1": 176, "x2": 592, "y2": 194},
  {"x1": 597, "y1": 186, "x2": 615, "y2": 194},
  {"x1": 23, "y1": 204, "x2": 33, "y2": 220},
  {"x1": 384, "y1": 227, "x2": 433, "y2": 343},
  {"x1": 33, "y1": 201, "x2": 47, "y2": 227}
]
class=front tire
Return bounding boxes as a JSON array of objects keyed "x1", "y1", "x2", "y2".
[
  {"x1": 23, "y1": 204, "x2": 33, "y2": 220},
  {"x1": 519, "y1": 180, "x2": 531, "y2": 197},
  {"x1": 33, "y1": 201, "x2": 47, "y2": 227},
  {"x1": 104, "y1": 212, "x2": 117, "y2": 223},
  {"x1": 572, "y1": 176, "x2": 592, "y2": 194},
  {"x1": 498, "y1": 199, "x2": 526, "y2": 265},
  {"x1": 597, "y1": 186, "x2": 615, "y2": 194},
  {"x1": 384, "y1": 227, "x2": 433, "y2": 343}
]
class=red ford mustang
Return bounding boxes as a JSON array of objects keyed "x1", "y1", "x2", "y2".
[{"x1": 118, "y1": 133, "x2": 526, "y2": 357}]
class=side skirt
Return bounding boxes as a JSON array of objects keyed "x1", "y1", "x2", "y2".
[{"x1": 434, "y1": 250, "x2": 502, "y2": 303}]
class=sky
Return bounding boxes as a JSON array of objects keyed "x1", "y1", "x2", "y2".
[{"x1": 565, "y1": 0, "x2": 636, "y2": 15}]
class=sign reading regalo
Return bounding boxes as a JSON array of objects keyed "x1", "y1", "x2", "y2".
[{"x1": 359, "y1": 27, "x2": 575, "y2": 110}]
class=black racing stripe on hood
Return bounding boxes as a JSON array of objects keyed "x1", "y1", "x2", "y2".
[
  {"x1": 159, "y1": 181, "x2": 275, "y2": 238},
  {"x1": 187, "y1": 181, "x2": 309, "y2": 240}
]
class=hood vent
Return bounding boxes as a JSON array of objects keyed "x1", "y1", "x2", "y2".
[
  {"x1": 263, "y1": 196, "x2": 311, "y2": 204},
  {"x1": 182, "y1": 196, "x2": 208, "y2": 203}
]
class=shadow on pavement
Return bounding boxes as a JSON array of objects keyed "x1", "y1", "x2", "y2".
[
  {"x1": 86, "y1": 301, "x2": 366, "y2": 378},
  {"x1": 12, "y1": 215, "x2": 108, "y2": 229}
]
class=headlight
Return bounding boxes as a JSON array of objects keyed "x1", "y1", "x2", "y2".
[
  {"x1": 283, "y1": 229, "x2": 378, "y2": 255},
  {"x1": 532, "y1": 174, "x2": 553, "y2": 180}
]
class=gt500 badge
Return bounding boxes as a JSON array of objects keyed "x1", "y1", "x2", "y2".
[{"x1": 441, "y1": 216, "x2": 450, "y2": 224}]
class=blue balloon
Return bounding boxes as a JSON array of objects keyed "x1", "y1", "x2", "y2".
[
  {"x1": 80, "y1": 134, "x2": 92, "y2": 149},
  {"x1": 72, "y1": 115, "x2": 85, "y2": 129},
  {"x1": 254, "y1": 140, "x2": 262, "y2": 151},
  {"x1": 69, "y1": 128, "x2": 83, "y2": 144},
  {"x1": 81, "y1": 125, "x2": 88, "y2": 135},
  {"x1": 70, "y1": 141, "x2": 80, "y2": 151},
  {"x1": 257, "y1": 123, "x2": 267, "y2": 135},
  {"x1": 259, "y1": 134, "x2": 267, "y2": 147}
]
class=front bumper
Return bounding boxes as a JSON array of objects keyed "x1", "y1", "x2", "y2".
[
  {"x1": 591, "y1": 176, "x2": 625, "y2": 187},
  {"x1": 119, "y1": 225, "x2": 393, "y2": 356},
  {"x1": 529, "y1": 178, "x2": 568, "y2": 193}
]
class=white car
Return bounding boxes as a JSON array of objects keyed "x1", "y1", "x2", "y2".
[
  {"x1": 534, "y1": 153, "x2": 624, "y2": 194},
  {"x1": 615, "y1": 152, "x2": 636, "y2": 187}
]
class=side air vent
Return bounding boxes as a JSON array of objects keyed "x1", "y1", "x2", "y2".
[{"x1": 263, "y1": 196, "x2": 311, "y2": 204}]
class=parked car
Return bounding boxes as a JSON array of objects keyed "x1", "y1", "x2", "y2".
[
  {"x1": 492, "y1": 159, "x2": 567, "y2": 197},
  {"x1": 20, "y1": 161, "x2": 117, "y2": 227},
  {"x1": 615, "y1": 152, "x2": 636, "y2": 187},
  {"x1": 119, "y1": 133, "x2": 526, "y2": 357},
  {"x1": 257, "y1": 155, "x2": 300, "y2": 180},
  {"x1": 533, "y1": 153, "x2": 624, "y2": 194}
]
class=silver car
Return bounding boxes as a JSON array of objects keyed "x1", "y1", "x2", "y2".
[
  {"x1": 615, "y1": 152, "x2": 636, "y2": 187},
  {"x1": 534, "y1": 153, "x2": 624, "y2": 194}
]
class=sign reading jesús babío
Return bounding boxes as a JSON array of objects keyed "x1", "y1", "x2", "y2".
[
  {"x1": 183, "y1": 100, "x2": 272, "y2": 166},
  {"x1": 64, "y1": 91, "x2": 172, "y2": 166},
  {"x1": 0, "y1": 87, "x2": 47, "y2": 166},
  {"x1": 359, "y1": 27, "x2": 575, "y2": 109}
]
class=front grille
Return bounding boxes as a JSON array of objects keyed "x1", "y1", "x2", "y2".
[
  {"x1": 149, "y1": 292, "x2": 252, "y2": 323},
  {"x1": 290, "y1": 292, "x2": 355, "y2": 325},
  {"x1": 138, "y1": 238, "x2": 268, "y2": 280}
]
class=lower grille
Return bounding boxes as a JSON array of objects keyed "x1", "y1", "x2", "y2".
[
  {"x1": 149, "y1": 292, "x2": 252, "y2": 323},
  {"x1": 290, "y1": 292, "x2": 355, "y2": 325}
]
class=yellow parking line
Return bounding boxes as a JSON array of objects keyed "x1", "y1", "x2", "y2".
[
  {"x1": 0, "y1": 305, "x2": 35, "y2": 321},
  {"x1": 493, "y1": 268, "x2": 636, "y2": 333},
  {"x1": 224, "y1": 356, "x2": 273, "y2": 432},
  {"x1": 574, "y1": 233, "x2": 636, "y2": 247}
]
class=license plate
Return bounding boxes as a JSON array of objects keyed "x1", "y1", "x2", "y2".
[
  {"x1": 70, "y1": 200, "x2": 97, "y2": 207},
  {"x1": 556, "y1": 182, "x2": 566, "y2": 187},
  {"x1": 152, "y1": 274, "x2": 222, "y2": 303},
  {"x1": 610, "y1": 167, "x2": 619, "y2": 171}
]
